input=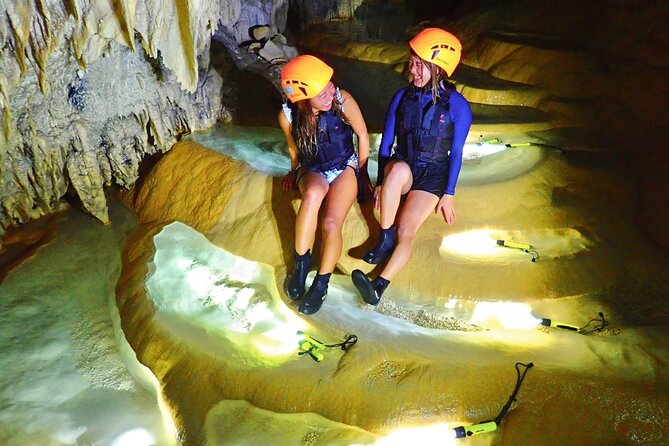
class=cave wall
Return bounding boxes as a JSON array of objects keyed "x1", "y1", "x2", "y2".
[
  {"x1": 296, "y1": 0, "x2": 669, "y2": 251},
  {"x1": 288, "y1": 0, "x2": 365, "y2": 24},
  {"x1": 447, "y1": 0, "x2": 669, "y2": 250},
  {"x1": 2, "y1": 0, "x2": 667, "y2": 250},
  {"x1": 0, "y1": 0, "x2": 289, "y2": 244}
]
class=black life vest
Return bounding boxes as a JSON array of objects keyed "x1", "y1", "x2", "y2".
[
  {"x1": 290, "y1": 102, "x2": 355, "y2": 171},
  {"x1": 395, "y1": 84, "x2": 454, "y2": 164}
]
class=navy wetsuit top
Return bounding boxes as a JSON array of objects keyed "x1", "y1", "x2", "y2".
[{"x1": 378, "y1": 86, "x2": 472, "y2": 196}]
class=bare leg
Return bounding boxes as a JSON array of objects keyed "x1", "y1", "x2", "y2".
[
  {"x1": 362, "y1": 160, "x2": 413, "y2": 265},
  {"x1": 318, "y1": 167, "x2": 358, "y2": 273},
  {"x1": 380, "y1": 190, "x2": 439, "y2": 280},
  {"x1": 379, "y1": 160, "x2": 413, "y2": 229},
  {"x1": 298, "y1": 167, "x2": 357, "y2": 315},
  {"x1": 295, "y1": 170, "x2": 329, "y2": 254}
]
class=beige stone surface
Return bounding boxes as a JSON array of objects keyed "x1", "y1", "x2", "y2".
[
  {"x1": 3, "y1": 0, "x2": 664, "y2": 444},
  {"x1": 117, "y1": 141, "x2": 669, "y2": 445}
]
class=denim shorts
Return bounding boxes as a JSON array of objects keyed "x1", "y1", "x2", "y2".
[{"x1": 300, "y1": 154, "x2": 359, "y2": 185}]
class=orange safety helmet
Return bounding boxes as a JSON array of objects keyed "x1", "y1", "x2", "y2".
[
  {"x1": 281, "y1": 55, "x2": 334, "y2": 103},
  {"x1": 409, "y1": 28, "x2": 462, "y2": 77}
]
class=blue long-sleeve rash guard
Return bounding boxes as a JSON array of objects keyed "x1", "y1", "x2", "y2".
[{"x1": 378, "y1": 86, "x2": 472, "y2": 196}]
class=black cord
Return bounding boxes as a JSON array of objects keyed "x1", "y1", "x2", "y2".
[
  {"x1": 300, "y1": 332, "x2": 358, "y2": 352},
  {"x1": 324, "y1": 334, "x2": 358, "y2": 351},
  {"x1": 494, "y1": 362, "x2": 534, "y2": 425},
  {"x1": 525, "y1": 249, "x2": 539, "y2": 262},
  {"x1": 579, "y1": 312, "x2": 609, "y2": 334}
]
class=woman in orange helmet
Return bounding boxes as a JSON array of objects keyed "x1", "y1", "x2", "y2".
[
  {"x1": 279, "y1": 55, "x2": 371, "y2": 315},
  {"x1": 351, "y1": 28, "x2": 472, "y2": 305}
]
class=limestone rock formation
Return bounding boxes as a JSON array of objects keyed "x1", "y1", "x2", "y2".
[
  {"x1": 0, "y1": 0, "x2": 290, "y2": 245},
  {"x1": 116, "y1": 141, "x2": 669, "y2": 445},
  {"x1": 289, "y1": 0, "x2": 365, "y2": 24},
  {"x1": 298, "y1": 0, "x2": 669, "y2": 251}
]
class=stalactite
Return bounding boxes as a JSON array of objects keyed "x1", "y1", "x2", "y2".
[
  {"x1": 1, "y1": 105, "x2": 10, "y2": 144},
  {"x1": 63, "y1": 0, "x2": 80, "y2": 21},
  {"x1": 111, "y1": 0, "x2": 136, "y2": 50},
  {"x1": 6, "y1": 6, "x2": 28, "y2": 76},
  {"x1": 0, "y1": 0, "x2": 290, "y2": 244}
]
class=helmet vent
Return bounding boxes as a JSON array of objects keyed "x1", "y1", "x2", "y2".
[{"x1": 285, "y1": 79, "x2": 308, "y2": 86}]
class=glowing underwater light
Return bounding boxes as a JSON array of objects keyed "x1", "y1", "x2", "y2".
[
  {"x1": 377, "y1": 423, "x2": 457, "y2": 446},
  {"x1": 441, "y1": 229, "x2": 500, "y2": 256},
  {"x1": 110, "y1": 429, "x2": 154, "y2": 446},
  {"x1": 443, "y1": 299, "x2": 459, "y2": 309},
  {"x1": 463, "y1": 141, "x2": 507, "y2": 160},
  {"x1": 254, "y1": 325, "x2": 305, "y2": 356},
  {"x1": 470, "y1": 302, "x2": 542, "y2": 330},
  {"x1": 441, "y1": 230, "x2": 540, "y2": 261}
]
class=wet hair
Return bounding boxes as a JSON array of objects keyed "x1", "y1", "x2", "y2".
[
  {"x1": 409, "y1": 50, "x2": 448, "y2": 104},
  {"x1": 293, "y1": 86, "x2": 345, "y2": 158}
]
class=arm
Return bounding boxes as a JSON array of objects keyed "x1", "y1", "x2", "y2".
[
  {"x1": 340, "y1": 89, "x2": 369, "y2": 167},
  {"x1": 444, "y1": 91, "x2": 472, "y2": 196},
  {"x1": 278, "y1": 108, "x2": 299, "y2": 191},
  {"x1": 340, "y1": 89, "x2": 373, "y2": 202},
  {"x1": 376, "y1": 87, "x2": 405, "y2": 185},
  {"x1": 437, "y1": 92, "x2": 472, "y2": 224}
]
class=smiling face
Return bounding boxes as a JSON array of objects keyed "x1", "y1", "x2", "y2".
[
  {"x1": 309, "y1": 81, "x2": 336, "y2": 114},
  {"x1": 408, "y1": 54, "x2": 431, "y2": 88}
]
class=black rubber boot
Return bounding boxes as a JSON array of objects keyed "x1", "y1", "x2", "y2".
[
  {"x1": 286, "y1": 250, "x2": 311, "y2": 300},
  {"x1": 363, "y1": 225, "x2": 396, "y2": 264},
  {"x1": 298, "y1": 273, "x2": 330, "y2": 315},
  {"x1": 351, "y1": 270, "x2": 390, "y2": 306}
]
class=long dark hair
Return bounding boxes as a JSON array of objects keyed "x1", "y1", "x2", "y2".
[
  {"x1": 293, "y1": 88, "x2": 345, "y2": 157},
  {"x1": 409, "y1": 50, "x2": 448, "y2": 104}
]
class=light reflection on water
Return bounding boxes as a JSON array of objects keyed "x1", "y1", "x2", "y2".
[
  {"x1": 185, "y1": 123, "x2": 380, "y2": 181},
  {"x1": 146, "y1": 221, "x2": 306, "y2": 363},
  {"x1": 185, "y1": 125, "x2": 290, "y2": 176},
  {"x1": 185, "y1": 123, "x2": 543, "y2": 186}
]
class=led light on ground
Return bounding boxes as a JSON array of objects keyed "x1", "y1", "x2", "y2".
[
  {"x1": 463, "y1": 142, "x2": 507, "y2": 160},
  {"x1": 470, "y1": 302, "x2": 542, "y2": 329},
  {"x1": 441, "y1": 227, "x2": 592, "y2": 262},
  {"x1": 444, "y1": 299, "x2": 460, "y2": 309},
  {"x1": 377, "y1": 423, "x2": 457, "y2": 446},
  {"x1": 441, "y1": 229, "x2": 501, "y2": 256}
]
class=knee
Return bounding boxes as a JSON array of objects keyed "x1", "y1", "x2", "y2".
[
  {"x1": 302, "y1": 185, "x2": 327, "y2": 206},
  {"x1": 384, "y1": 163, "x2": 410, "y2": 188},
  {"x1": 321, "y1": 214, "x2": 343, "y2": 236},
  {"x1": 397, "y1": 223, "x2": 418, "y2": 242}
]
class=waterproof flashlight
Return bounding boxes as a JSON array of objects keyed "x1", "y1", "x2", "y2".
[
  {"x1": 451, "y1": 362, "x2": 534, "y2": 440},
  {"x1": 505, "y1": 141, "x2": 565, "y2": 154},
  {"x1": 538, "y1": 312, "x2": 608, "y2": 333},
  {"x1": 477, "y1": 137, "x2": 502, "y2": 146},
  {"x1": 452, "y1": 421, "x2": 497, "y2": 438},
  {"x1": 497, "y1": 239, "x2": 530, "y2": 250},
  {"x1": 297, "y1": 331, "x2": 327, "y2": 361},
  {"x1": 296, "y1": 331, "x2": 358, "y2": 362},
  {"x1": 496, "y1": 239, "x2": 539, "y2": 261},
  {"x1": 539, "y1": 318, "x2": 580, "y2": 332}
]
